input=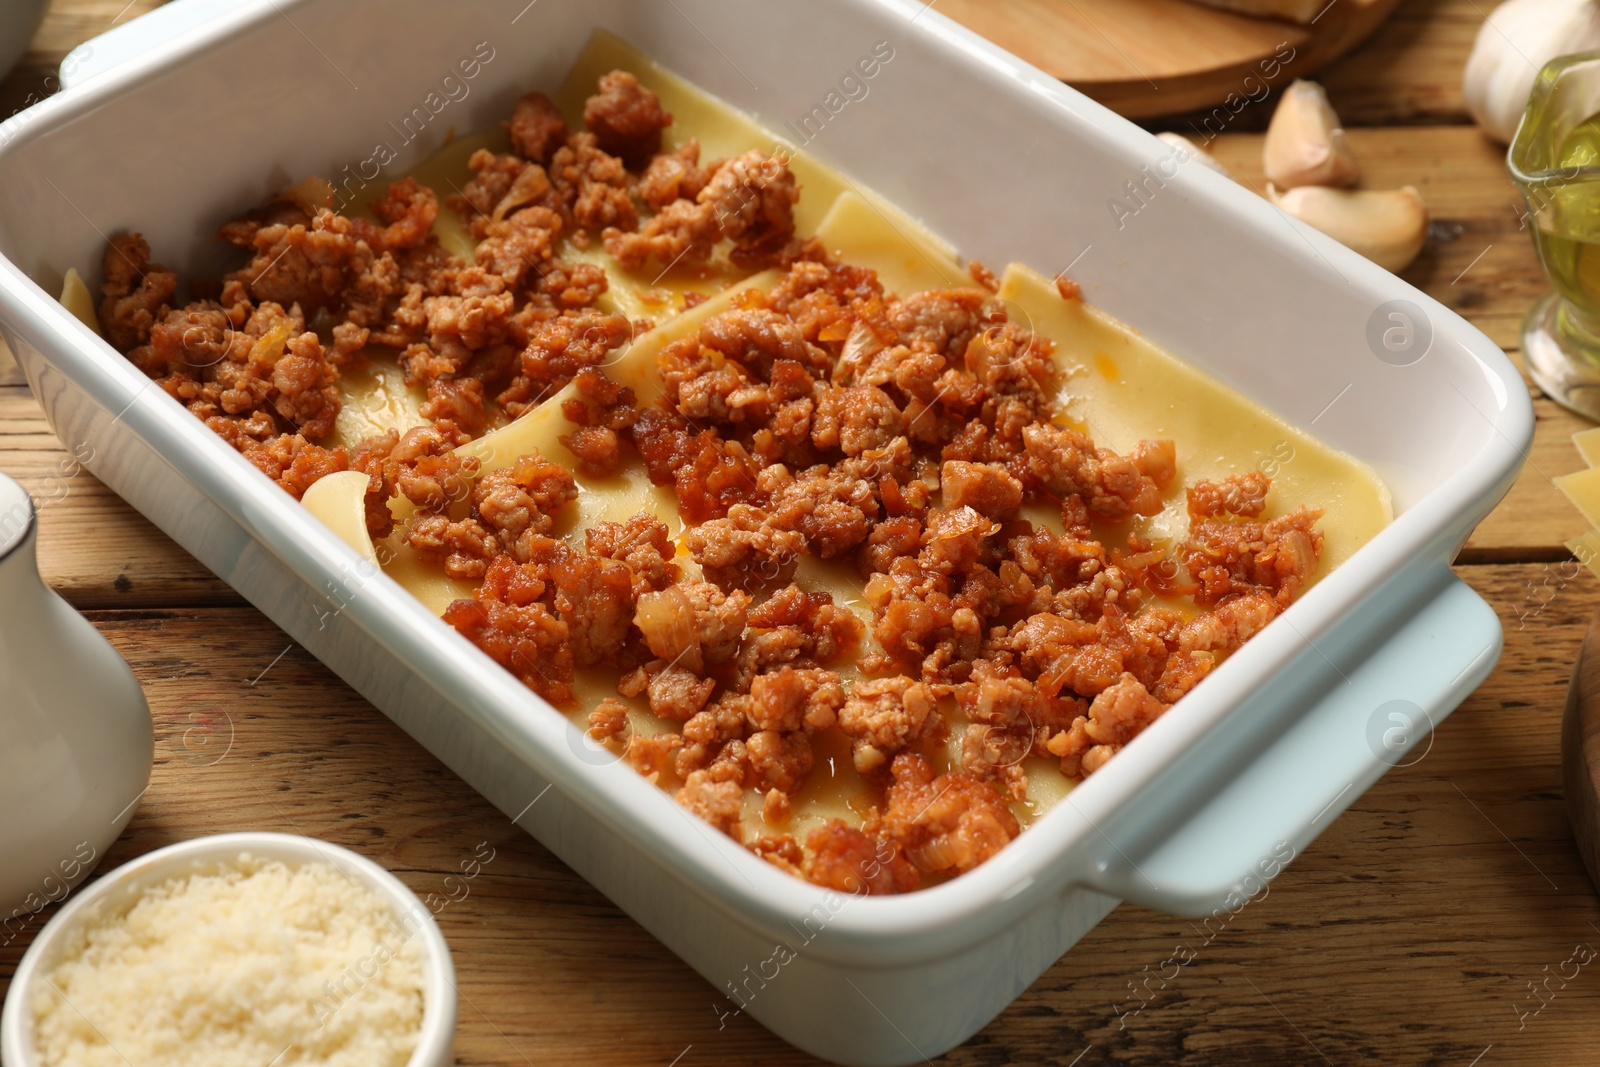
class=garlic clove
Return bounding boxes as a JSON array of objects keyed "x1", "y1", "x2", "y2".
[
  {"x1": 1263, "y1": 80, "x2": 1360, "y2": 190},
  {"x1": 1155, "y1": 132, "x2": 1234, "y2": 179},
  {"x1": 1268, "y1": 184, "x2": 1429, "y2": 273},
  {"x1": 1464, "y1": 0, "x2": 1600, "y2": 145}
]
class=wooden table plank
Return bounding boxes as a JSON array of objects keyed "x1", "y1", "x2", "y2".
[
  {"x1": 0, "y1": 382, "x2": 241, "y2": 607},
  {"x1": 1315, "y1": 0, "x2": 1480, "y2": 128},
  {"x1": 1465, "y1": 398, "x2": 1592, "y2": 563}
]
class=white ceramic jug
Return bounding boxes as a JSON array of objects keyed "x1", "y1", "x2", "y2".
[{"x1": 0, "y1": 470, "x2": 151, "y2": 924}]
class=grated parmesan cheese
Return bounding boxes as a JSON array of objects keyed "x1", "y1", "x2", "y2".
[{"x1": 30, "y1": 854, "x2": 426, "y2": 1067}]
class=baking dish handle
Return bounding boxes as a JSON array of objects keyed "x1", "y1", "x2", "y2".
[{"x1": 1079, "y1": 565, "x2": 1501, "y2": 916}]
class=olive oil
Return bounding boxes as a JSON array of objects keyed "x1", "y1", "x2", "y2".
[
  {"x1": 1526, "y1": 115, "x2": 1600, "y2": 346},
  {"x1": 1511, "y1": 52, "x2": 1600, "y2": 418}
]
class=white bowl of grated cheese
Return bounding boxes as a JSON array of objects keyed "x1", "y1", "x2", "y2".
[{"x1": 0, "y1": 832, "x2": 456, "y2": 1067}]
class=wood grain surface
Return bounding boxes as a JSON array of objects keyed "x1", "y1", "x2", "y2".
[
  {"x1": 4, "y1": 2, "x2": 1600, "y2": 1066},
  {"x1": 938, "y1": 0, "x2": 1403, "y2": 118},
  {"x1": 1563, "y1": 615, "x2": 1600, "y2": 901}
]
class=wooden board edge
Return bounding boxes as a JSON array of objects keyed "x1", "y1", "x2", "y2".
[{"x1": 1046, "y1": 0, "x2": 1404, "y2": 119}]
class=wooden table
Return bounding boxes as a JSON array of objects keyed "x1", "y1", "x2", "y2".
[{"x1": 2, "y1": 2, "x2": 1594, "y2": 1064}]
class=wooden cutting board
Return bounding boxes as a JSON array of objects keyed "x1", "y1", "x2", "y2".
[
  {"x1": 1564, "y1": 612, "x2": 1600, "y2": 891},
  {"x1": 938, "y1": 0, "x2": 1404, "y2": 118}
]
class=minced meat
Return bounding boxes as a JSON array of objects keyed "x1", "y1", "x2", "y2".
[{"x1": 97, "y1": 64, "x2": 1329, "y2": 898}]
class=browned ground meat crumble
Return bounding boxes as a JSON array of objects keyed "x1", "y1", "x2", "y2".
[{"x1": 96, "y1": 69, "x2": 1326, "y2": 896}]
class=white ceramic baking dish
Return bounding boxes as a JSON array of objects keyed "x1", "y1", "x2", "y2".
[{"x1": 0, "y1": 2, "x2": 1529, "y2": 1063}]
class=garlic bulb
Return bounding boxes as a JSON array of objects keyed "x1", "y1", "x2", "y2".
[
  {"x1": 1263, "y1": 80, "x2": 1359, "y2": 189},
  {"x1": 1269, "y1": 184, "x2": 1429, "y2": 273},
  {"x1": 1463, "y1": 0, "x2": 1600, "y2": 144}
]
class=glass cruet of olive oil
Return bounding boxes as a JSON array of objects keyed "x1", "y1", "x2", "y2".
[{"x1": 1514, "y1": 50, "x2": 1600, "y2": 420}]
